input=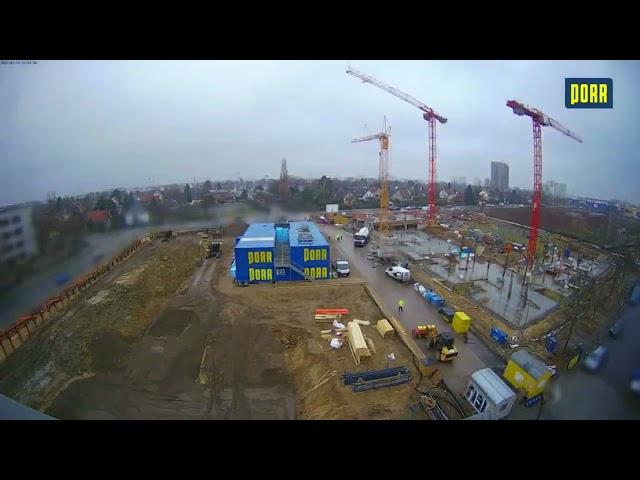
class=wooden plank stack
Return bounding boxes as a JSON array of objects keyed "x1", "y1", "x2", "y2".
[
  {"x1": 376, "y1": 319, "x2": 395, "y2": 339},
  {"x1": 347, "y1": 321, "x2": 371, "y2": 365},
  {"x1": 315, "y1": 313, "x2": 342, "y2": 323}
]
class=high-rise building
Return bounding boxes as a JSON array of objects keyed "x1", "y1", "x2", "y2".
[
  {"x1": 490, "y1": 162, "x2": 509, "y2": 192},
  {"x1": 543, "y1": 181, "x2": 568, "y2": 204}
]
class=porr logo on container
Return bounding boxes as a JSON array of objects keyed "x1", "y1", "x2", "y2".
[{"x1": 565, "y1": 78, "x2": 613, "y2": 109}]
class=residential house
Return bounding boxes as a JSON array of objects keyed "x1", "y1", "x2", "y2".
[
  {"x1": 87, "y1": 210, "x2": 112, "y2": 230},
  {"x1": 362, "y1": 190, "x2": 376, "y2": 201},
  {"x1": 391, "y1": 187, "x2": 411, "y2": 204}
]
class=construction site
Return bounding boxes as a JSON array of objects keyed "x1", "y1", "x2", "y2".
[
  {"x1": 1, "y1": 65, "x2": 638, "y2": 420},
  {"x1": 0, "y1": 226, "x2": 465, "y2": 419}
]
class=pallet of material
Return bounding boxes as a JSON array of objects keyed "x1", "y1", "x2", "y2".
[
  {"x1": 315, "y1": 313, "x2": 342, "y2": 319},
  {"x1": 376, "y1": 319, "x2": 395, "y2": 339},
  {"x1": 316, "y1": 308, "x2": 350, "y2": 315},
  {"x1": 347, "y1": 321, "x2": 371, "y2": 365}
]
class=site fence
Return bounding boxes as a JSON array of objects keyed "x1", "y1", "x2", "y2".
[{"x1": 0, "y1": 235, "x2": 152, "y2": 363}]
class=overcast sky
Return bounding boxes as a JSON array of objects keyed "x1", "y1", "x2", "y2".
[{"x1": 1, "y1": 60, "x2": 639, "y2": 206}]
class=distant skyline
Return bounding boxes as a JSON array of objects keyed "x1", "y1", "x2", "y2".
[{"x1": 2, "y1": 60, "x2": 639, "y2": 206}]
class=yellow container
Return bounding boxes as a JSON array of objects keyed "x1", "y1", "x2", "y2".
[
  {"x1": 451, "y1": 311, "x2": 471, "y2": 333},
  {"x1": 503, "y1": 350, "x2": 552, "y2": 399}
]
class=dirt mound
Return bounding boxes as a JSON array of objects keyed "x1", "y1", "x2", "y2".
[{"x1": 0, "y1": 238, "x2": 202, "y2": 410}]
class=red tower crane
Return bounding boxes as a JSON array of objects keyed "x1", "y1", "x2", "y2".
[
  {"x1": 506, "y1": 100, "x2": 582, "y2": 266},
  {"x1": 347, "y1": 67, "x2": 447, "y2": 225}
]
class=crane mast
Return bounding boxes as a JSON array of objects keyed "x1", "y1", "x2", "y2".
[
  {"x1": 352, "y1": 118, "x2": 391, "y2": 244},
  {"x1": 507, "y1": 99, "x2": 582, "y2": 266},
  {"x1": 347, "y1": 67, "x2": 446, "y2": 225}
]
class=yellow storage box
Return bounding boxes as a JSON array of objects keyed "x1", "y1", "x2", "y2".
[
  {"x1": 452, "y1": 311, "x2": 471, "y2": 333},
  {"x1": 503, "y1": 350, "x2": 552, "y2": 399}
]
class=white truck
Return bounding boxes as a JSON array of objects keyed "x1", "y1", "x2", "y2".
[
  {"x1": 354, "y1": 227, "x2": 370, "y2": 247},
  {"x1": 385, "y1": 265, "x2": 411, "y2": 283},
  {"x1": 333, "y1": 260, "x2": 351, "y2": 277}
]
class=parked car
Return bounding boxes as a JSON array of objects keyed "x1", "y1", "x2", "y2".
[
  {"x1": 631, "y1": 370, "x2": 640, "y2": 396},
  {"x1": 583, "y1": 346, "x2": 609, "y2": 372},
  {"x1": 609, "y1": 319, "x2": 623, "y2": 338}
]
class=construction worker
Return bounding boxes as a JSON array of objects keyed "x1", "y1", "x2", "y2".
[{"x1": 398, "y1": 298, "x2": 405, "y2": 313}]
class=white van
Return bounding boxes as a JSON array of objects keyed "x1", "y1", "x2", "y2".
[{"x1": 385, "y1": 265, "x2": 411, "y2": 282}]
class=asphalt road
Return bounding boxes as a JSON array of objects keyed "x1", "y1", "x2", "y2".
[
  {"x1": 320, "y1": 224, "x2": 503, "y2": 394},
  {"x1": 540, "y1": 302, "x2": 640, "y2": 419}
]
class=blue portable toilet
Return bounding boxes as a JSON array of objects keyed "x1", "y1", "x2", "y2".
[
  {"x1": 229, "y1": 260, "x2": 236, "y2": 279},
  {"x1": 545, "y1": 336, "x2": 558, "y2": 354},
  {"x1": 490, "y1": 327, "x2": 508, "y2": 345},
  {"x1": 564, "y1": 248, "x2": 571, "y2": 258},
  {"x1": 430, "y1": 295, "x2": 444, "y2": 308}
]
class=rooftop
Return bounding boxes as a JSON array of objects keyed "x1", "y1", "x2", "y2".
[
  {"x1": 289, "y1": 221, "x2": 329, "y2": 247},
  {"x1": 236, "y1": 223, "x2": 275, "y2": 249},
  {"x1": 510, "y1": 349, "x2": 548, "y2": 380},
  {"x1": 236, "y1": 222, "x2": 328, "y2": 249},
  {"x1": 471, "y1": 368, "x2": 515, "y2": 405}
]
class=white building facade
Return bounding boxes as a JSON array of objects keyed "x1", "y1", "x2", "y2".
[{"x1": 0, "y1": 205, "x2": 38, "y2": 264}]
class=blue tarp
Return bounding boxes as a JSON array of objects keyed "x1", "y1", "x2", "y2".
[
  {"x1": 430, "y1": 295, "x2": 444, "y2": 308},
  {"x1": 491, "y1": 327, "x2": 508, "y2": 345},
  {"x1": 55, "y1": 273, "x2": 71, "y2": 286}
]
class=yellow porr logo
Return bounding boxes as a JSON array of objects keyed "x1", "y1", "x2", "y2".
[
  {"x1": 565, "y1": 78, "x2": 613, "y2": 109},
  {"x1": 570, "y1": 83, "x2": 608, "y2": 105}
]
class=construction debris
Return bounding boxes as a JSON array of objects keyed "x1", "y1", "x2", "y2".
[
  {"x1": 376, "y1": 319, "x2": 395, "y2": 339},
  {"x1": 332, "y1": 319, "x2": 346, "y2": 330},
  {"x1": 354, "y1": 319, "x2": 371, "y2": 326},
  {"x1": 305, "y1": 370, "x2": 338, "y2": 395},
  {"x1": 419, "y1": 394, "x2": 448, "y2": 420}
]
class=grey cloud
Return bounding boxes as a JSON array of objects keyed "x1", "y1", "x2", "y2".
[{"x1": 1, "y1": 60, "x2": 638, "y2": 204}]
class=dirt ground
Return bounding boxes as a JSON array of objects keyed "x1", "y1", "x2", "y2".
[
  {"x1": 0, "y1": 236, "x2": 203, "y2": 415},
  {"x1": 202, "y1": 247, "x2": 420, "y2": 420},
  {"x1": 1, "y1": 233, "x2": 421, "y2": 419}
]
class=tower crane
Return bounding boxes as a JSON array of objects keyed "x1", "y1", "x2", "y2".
[
  {"x1": 346, "y1": 67, "x2": 447, "y2": 225},
  {"x1": 507, "y1": 100, "x2": 582, "y2": 266},
  {"x1": 352, "y1": 118, "x2": 391, "y2": 244}
]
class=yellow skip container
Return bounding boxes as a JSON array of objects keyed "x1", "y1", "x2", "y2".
[{"x1": 452, "y1": 311, "x2": 471, "y2": 333}]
